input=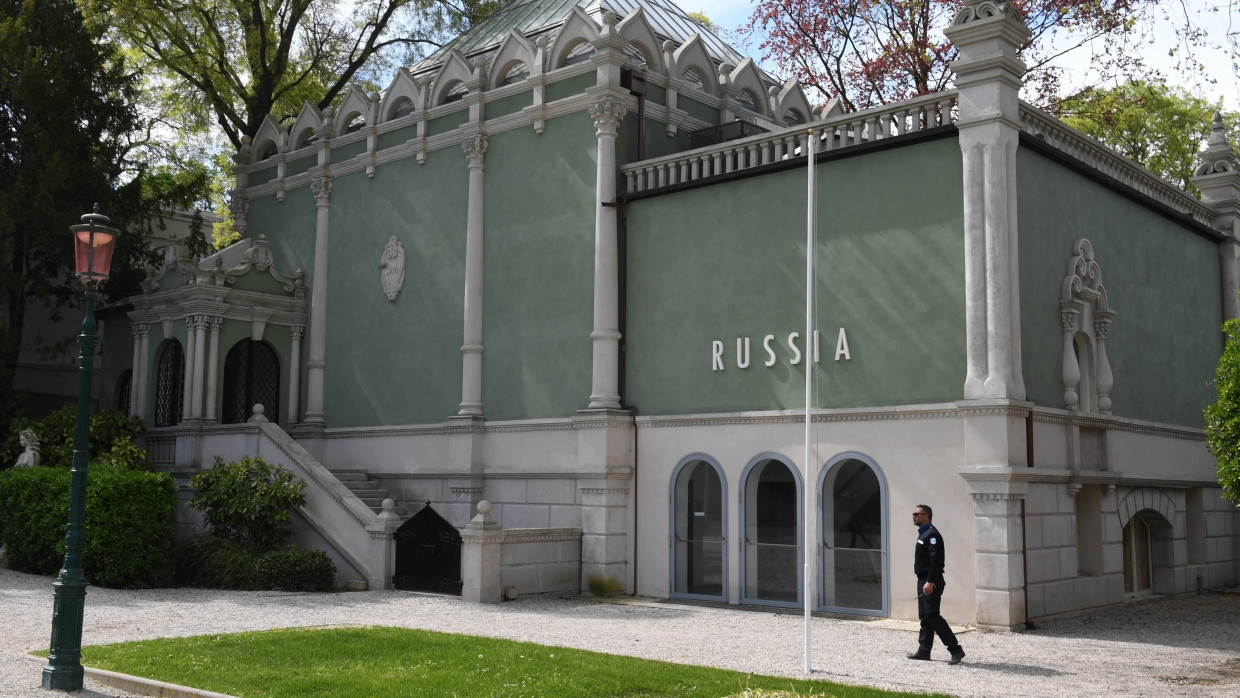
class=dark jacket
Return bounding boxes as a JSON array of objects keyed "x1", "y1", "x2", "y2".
[{"x1": 914, "y1": 523, "x2": 946, "y2": 586}]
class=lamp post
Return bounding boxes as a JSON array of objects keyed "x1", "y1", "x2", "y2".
[{"x1": 43, "y1": 205, "x2": 120, "y2": 691}]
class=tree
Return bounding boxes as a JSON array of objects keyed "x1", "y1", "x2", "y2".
[
  {"x1": 1057, "y1": 79, "x2": 1237, "y2": 196},
  {"x1": 0, "y1": 0, "x2": 206, "y2": 426},
  {"x1": 744, "y1": 0, "x2": 1205, "y2": 113},
  {"x1": 1205, "y1": 319, "x2": 1240, "y2": 505},
  {"x1": 88, "y1": 0, "x2": 502, "y2": 150}
]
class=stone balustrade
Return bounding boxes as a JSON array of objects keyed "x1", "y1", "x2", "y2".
[{"x1": 623, "y1": 91, "x2": 959, "y2": 196}]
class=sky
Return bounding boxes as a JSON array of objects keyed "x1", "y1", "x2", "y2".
[{"x1": 699, "y1": 0, "x2": 1240, "y2": 110}]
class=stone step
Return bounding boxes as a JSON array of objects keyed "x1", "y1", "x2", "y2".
[{"x1": 327, "y1": 469, "x2": 406, "y2": 517}]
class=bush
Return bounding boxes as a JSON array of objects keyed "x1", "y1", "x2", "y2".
[
  {"x1": 1, "y1": 406, "x2": 147, "y2": 471},
  {"x1": 257, "y1": 548, "x2": 337, "y2": 592},
  {"x1": 1207, "y1": 317, "x2": 1240, "y2": 504},
  {"x1": 172, "y1": 534, "x2": 263, "y2": 590},
  {"x1": 189, "y1": 456, "x2": 307, "y2": 551},
  {"x1": 0, "y1": 465, "x2": 176, "y2": 587}
]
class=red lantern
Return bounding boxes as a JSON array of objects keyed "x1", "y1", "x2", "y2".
[{"x1": 68, "y1": 205, "x2": 121, "y2": 285}]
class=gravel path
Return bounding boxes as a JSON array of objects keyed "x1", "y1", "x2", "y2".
[{"x1": 3, "y1": 564, "x2": 1239, "y2": 698}]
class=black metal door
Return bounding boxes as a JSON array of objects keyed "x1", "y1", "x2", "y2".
[{"x1": 393, "y1": 505, "x2": 462, "y2": 594}]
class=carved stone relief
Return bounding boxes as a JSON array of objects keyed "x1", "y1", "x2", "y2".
[{"x1": 381, "y1": 236, "x2": 406, "y2": 301}]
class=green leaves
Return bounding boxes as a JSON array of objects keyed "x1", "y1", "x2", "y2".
[
  {"x1": 188, "y1": 455, "x2": 307, "y2": 551},
  {"x1": 1205, "y1": 318, "x2": 1240, "y2": 505}
]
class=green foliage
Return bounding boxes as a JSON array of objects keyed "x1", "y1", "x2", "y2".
[
  {"x1": 80, "y1": 627, "x2": 925, "y2": 698},
  {"x1": 0, "y1": 465, "x2": 176, "y2": 587},
  {"x1": 1205, "y1": 318, "x2": 1240, "y2": 505},
  {"x1": 256, "y1": 548, "x2": 336, "y2": 592},
  {"x1": 189, "y1": 456, "x2": 307, "y2": 551},
  {"x1": 172, "y1": 534, "x2": 263, "y2": 590},
  {"x1": 586, "y1": 574, "x2": 624, "y2": 597},
  {"x1": 1057, "y1": 80, "x2": 1239, "y2": 196},
  {"x1": 1, "y1": 405, "x2": 147, "y2": 470}
]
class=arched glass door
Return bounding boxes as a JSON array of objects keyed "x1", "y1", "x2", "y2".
[
  {"x1": 741, "y1": 456, "x2": 800, "y2": 606},
  {"x1": 154, "y1": 341, "x2": 184, "y2": 427},
  {"x1": 821, "y1": 455, "x2": 886, "y2": 615},
  {"x1": 670, "y1": 457, "x2": 725, "y2": 600}
]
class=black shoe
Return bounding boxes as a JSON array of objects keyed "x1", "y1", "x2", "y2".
[
  {"x1": 948, "y1": 648, "x2": 966, "y2": 665},
  {"x1": 907, "y1": 650, "x2": 931, "y2": 660}
]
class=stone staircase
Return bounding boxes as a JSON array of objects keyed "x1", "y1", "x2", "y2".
[{"x1": 329, "y1": 469, "x2": 405, "y2": 516}]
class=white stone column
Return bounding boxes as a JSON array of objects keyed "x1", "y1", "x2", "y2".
[
  {"x1": 968, "y1": 490, "x2": 1027, "y2": 629},
  {"x1": 587, "y1": 97, "x2": 627, "y2": 410},
  {"x1": 458, "y1": 134, "x2": 487, "y2": 417},
  {"x1": 945, "y1": 0, "x2": 1030, "y2": 401},
  {"x1": 204, "y1": 316, "x2": 222, "y2": 422},
  {"x1": 190, "y1": 314, "x2": 208, "y2": 419},
  {"x1": 1191, "y1": 113, "x2": 1240, "y2": 321},
  {"x1": 304, "y1": 175, "x2": 333, "y2": 424},
  {"x1": 135, "y1": 324, "x2": 150, "y2": 421},
  {"x1": 288, "y1": 324, "x2": 304, "y2": 424},
  {"x1": 180, "y1": 316, "x2": 196, "y2": 421},
  {"x1": 129, "y1": 324, "x2": 145, "y2": 418}
]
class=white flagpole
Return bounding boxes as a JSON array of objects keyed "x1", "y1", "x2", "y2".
[{"x1": 803, "y1": 127, "x2": 817, "y2": 675}]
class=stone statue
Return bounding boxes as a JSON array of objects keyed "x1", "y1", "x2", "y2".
[{"x1": 15, "y1": 428, "x2": 39, "y2": 467}]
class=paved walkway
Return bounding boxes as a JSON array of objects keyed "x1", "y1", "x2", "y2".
[{"x1": 2, "y1": 564, "x2": 1239, "y2": 697}]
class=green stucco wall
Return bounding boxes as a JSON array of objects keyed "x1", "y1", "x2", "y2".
[
  {"x1": 679, "y1": 95, "x2": 719, "y2": 125},
  {"x1": 377, "y1": 124, "x2": 418, "y2": 151},
  {"x1": 486, "y1": 90, "x2": 533, "y2": 119},
  {"x1": 480, "y1": 113, "x2": 598, "y2": 420},
  {"x1": 1017, "y1": 149, "x2": 1222, "y2": 427},
  {"x1": 624, "y1": 136, "x2": 966, "y2": 414},
  {"x1": 319, "y1": 153, "x2": 468, "y2": 427},
  {"x1": 546, "y1": 73, "x2": 595, "y2": 104},
  {"x1": 428, "y1": 110, "x2": 469, "y2": 137}
]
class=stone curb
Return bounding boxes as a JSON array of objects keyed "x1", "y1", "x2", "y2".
[{"x1": 24, "y1": 653, "x2": 236, "y2": 698}]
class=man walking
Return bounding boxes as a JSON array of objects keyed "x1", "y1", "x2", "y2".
[{"x1": 908, "y1": 504, "x2": 965, "y2": 665}]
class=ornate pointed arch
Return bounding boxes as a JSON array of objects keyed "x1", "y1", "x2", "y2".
[
  {"x1": 488, "y1": 29, "x2": 538, "y2": 89},
  {"x1": 617, "y1": 7, "x2": 663, "y2": 72},
  {"x1": 250, "y1": 114, "x2": 286, "y2": 164},
  {"x1": 774, "y1": 79, "x2": 813, "y2": 126},
  {"x1": 333, "y1": 87, "x2": 375, "y2": 134},
  {"x1": 728, "y1": 59, "x2": 770, "y2": 117},
  {"x1": 430, "y1": 49, "x2": 476, "y2": 106},
  {"x1": 672, "y1": 35, "x2": 716, "y2": 96},
  {"x1": 548, "y1": 6, "x2": 600, "y2": 69},
  {"x1": 381, "y1": 68, "x2": 425, "y2": 122},
  {"x1": 288, "y1": 102, "x2": 324, "y2": 151}
]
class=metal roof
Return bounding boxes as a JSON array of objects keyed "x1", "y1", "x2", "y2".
[{"x1": 413, "y1": 0, "x2": 749, "y2": 76}]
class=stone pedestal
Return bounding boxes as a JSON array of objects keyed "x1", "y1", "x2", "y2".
[
  {"x1": 460, "y1": 501, "x2": 504, "y2": 603},
  {"x1": 363, "y1": 498, "x2": 402, "y2": 590}
]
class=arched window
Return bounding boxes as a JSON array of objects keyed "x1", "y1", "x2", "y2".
[
  {"x1": 116, "y1": 369, "x2": 133, "y2": 415},
  {"x1": 390, "y1": 97, "x2": 416, "y2": 120},
  {"x1": 154, "y1": 341, "x2": 184, "y2": 427},
  {"x1": 670, "y1": 456, "x2": 726, "y2": 600},
  {"x1": 222, "y1": 339, "x2": 280, "y2": 424},
  {"x1": 741, "y1": 455, "x2": 800, "y2": 606},
  {"x1": 820, "y1": 455, "x2": 887, "y2": 615}
]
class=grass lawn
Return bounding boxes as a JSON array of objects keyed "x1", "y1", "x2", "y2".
[{"x1": 77, "y1": 626, "x2": 945, "y2": 698}]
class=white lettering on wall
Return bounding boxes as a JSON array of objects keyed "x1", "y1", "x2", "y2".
[
  {"x1": 835, "y1": 327, "x2": 851, "y2": 361},
  {"x1": 711, "y1": 329, "x2": 853, "y2": 371},
  {"x1": 736, "y1": 337, "x2": 751, "y2": 368}
]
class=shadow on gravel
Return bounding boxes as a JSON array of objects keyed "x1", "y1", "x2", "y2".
[
  {"x1": 955, "y1": 661, "x2": 1065, "y2": 677},
  {"x1": 1013, "y1": 593, "x2": 1240, "y2": 652}
]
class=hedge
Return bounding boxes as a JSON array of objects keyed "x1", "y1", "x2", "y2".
[
  {"x1": 257, "y1": 548, "x2": 337, "y2": 592},
  {"x1": 0, "y1": 465, "x2": 177, "y2": 587}
]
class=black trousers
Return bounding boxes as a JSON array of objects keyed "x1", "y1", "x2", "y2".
[{"x1": 917, "y1": 579, "x2": 960, "y2": 652}]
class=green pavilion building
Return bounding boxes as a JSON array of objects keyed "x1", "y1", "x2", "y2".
[{"x1": 97, "y1": 0, "x2": 1240, "y2": 628}]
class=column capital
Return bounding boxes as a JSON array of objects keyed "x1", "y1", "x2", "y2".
[
  {"x1": 588, "y1": 97, "x2": 627, "y2": 137},
  {"x1": 310, "y1": 175, "x2": 333, "y2": 205},
  {"x1": 130, "y1": 323, "x2": 149, "y2": 339},
  {"x1": 208, "y1": 315, "x2": 224, "y2": 332},
  {"x1": 290, "y1": 324, "x2": 305, "y2": 340},
  {"x1": 462, "y1": 133, "x2": 488, "y2": 167}
]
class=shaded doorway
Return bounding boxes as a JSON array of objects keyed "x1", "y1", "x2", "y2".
[
  {"x1": 670, "y1": 456, "x2": 726, "y2": 600},
  {"x1": 741, "y1": 456, "x2": 800, "y2": 606},
  {"x1": 820, "y1": 455, "x2": 886, "y2": 615},
  {"x1": 394, "y1": 505, "x2": 462, "y2": 594}
]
